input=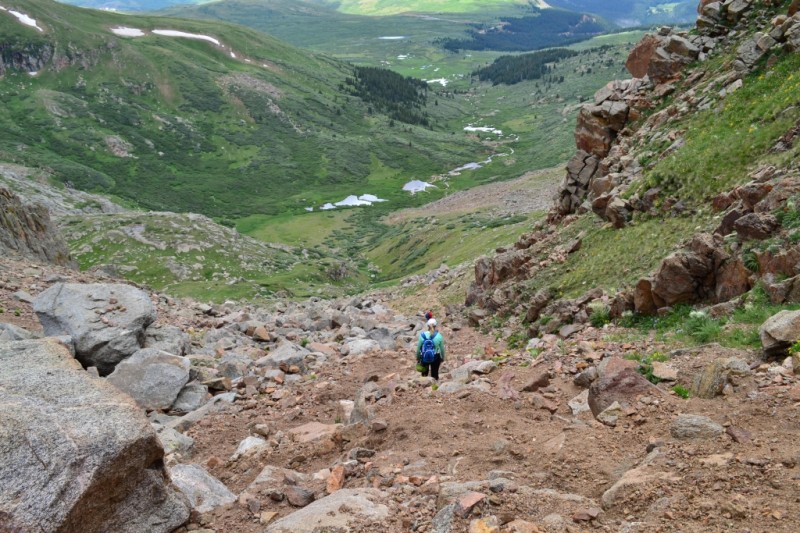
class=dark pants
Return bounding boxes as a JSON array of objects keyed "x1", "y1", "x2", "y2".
[{"x1": 420, "y1": 355, "x2": 442, "y2": 380}]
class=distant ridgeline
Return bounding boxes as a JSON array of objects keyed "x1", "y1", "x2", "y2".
[
  {"x1": 473, "y1": 45, "x2": 616, "y2": 85},
  {"x1": 437, "y1": 7, "x2": 608, "y2": 52},
  {"x1": 344, "y1": 67, "x2": 430, "y2": 127}
]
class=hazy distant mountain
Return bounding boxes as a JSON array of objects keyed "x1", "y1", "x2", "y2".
[{"x1": 546, "y1": 0, "x2": 697, "y2": 26}]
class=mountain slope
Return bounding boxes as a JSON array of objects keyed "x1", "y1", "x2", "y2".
[
  {"x1": 465, "y1": 0, "x2": 800, "y2": 346},
  {"x1": 0, "y1": 0, "x2": 481, "y2": 220}
]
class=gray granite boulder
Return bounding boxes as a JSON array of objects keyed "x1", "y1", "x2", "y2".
[
  {"x1": 33, "y1": 283, "x2": 156, "y2": 375},
  {"x1": 169, "y1": 464, "x2": 236, "y2": 514},
  {"x1": 171, "y1": 381, "x2": 209, "y2": 414},
  {"x1": 107, "y1": 348, "x2": 190, "y2": 411},
  {"x1": 0, "y1": 339, "x2": 189, "y2": 532},
  {"x1": 257, "y1": 340, "x2": 310, "y2": 371},
  {"x1": 670, "y1": 414, "x2": 724, "y2": 440},
  {"x1": 144, "y1": 324, "x2": 190, "y2": 356},
  {"x1": 0, "y1": 322, "x2": 39, "y2": 342},
  {"x1": 265, "y1": 489, "x2": 389, "y2": 533},
  {"x1": 760, "y1": 310, "x2": 800, "y2": 359}
]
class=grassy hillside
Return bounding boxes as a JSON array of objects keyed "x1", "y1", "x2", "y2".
[
  {"x1": 2, "y1": 1, "x2": 648, "y2": 300},
  {"x1": 0, "y1": 0, "x2": 484, "y2": 222}
]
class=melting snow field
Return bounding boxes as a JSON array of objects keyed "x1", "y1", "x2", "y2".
[
  {"x1": 402, "y1": 180, "x2": 435, "y2": 194},
  {"x1": 379, "y1": 36, "x2": 407, "y2": 40},
  {"x1": 111, "y1": 27, "x2": 144, "y2": 37},
  {"x1": 426, "y1": 78, "x2": 449, "y2": 87},
  {"x1": 464, "y1": 125, "x2": 503, "y2": 135},
  {"x1": 152, "y1": 29, "x2": 221, "y2": 45},
  {"x1": 110, "y1": 27, "x2": 222, "y2": 47},
  {"x1": 3, "y1": 7, "x2": 44, "y2": 32},
  {"x1": 310, "y1": 194, "x2": 387, "y2": 212}
]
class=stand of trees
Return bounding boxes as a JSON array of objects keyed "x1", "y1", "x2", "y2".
[
  {"x1": 473, "y1": 48, "x2": 578, "y2": 85},
  {"x1": 436, "y1": 8, "x2": 606, "y2": 52},
  {"x1": 345, "y1": 66, "x2": 430, "y2": 127}
]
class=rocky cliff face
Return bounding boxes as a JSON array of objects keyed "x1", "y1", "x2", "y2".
[
  {"x1": 0, "y1": 39, "x2": 105, "y2": 77},
  {"x1": 0, "y1": 187, "x2": 76, "y2": 267},
  {"x1": 0, "y1": 42, "x2": 54, "y2": 76}
]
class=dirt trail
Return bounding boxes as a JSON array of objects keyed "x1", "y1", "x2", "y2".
[{"x1": 188, "y1": 307, "x2": 800, "y2": 533}]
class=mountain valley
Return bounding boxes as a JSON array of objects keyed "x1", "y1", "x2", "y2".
[{"x1": 4, "y1": 0, "x2": 800, "y2": 532}]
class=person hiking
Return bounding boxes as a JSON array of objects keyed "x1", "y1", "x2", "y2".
[{"x1": 416, "y1": 318, "x2": 445, "y2": 380}]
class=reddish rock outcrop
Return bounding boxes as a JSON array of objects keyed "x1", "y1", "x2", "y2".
[{"x1": 0, "y1": 188, "x2": 76, "y2": 267}]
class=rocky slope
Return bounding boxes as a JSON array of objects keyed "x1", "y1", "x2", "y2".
[
  {"x1": 468, "y1": 0, "x2": 800, "y2": 337},
  {"x1": 2, "y1": 244, "x2": 800, "y2": 532},
  {"x1": 5, "y1": 2, "x2": 800, "y2": 533}
]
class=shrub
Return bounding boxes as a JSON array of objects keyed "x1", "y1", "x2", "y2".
[
  {"x1": 743, "y1": 250, "x2": 760, "y2": 273},
  {"x1": 789, "y1": 340, "x2": 800, "y2": 355},
  {"x1": 672, "y1": 385, "x2": 690, "y2": 399},
  {"x1": 684, "y1": 310, "x2": 721, "y2": 344},
  {"x1": 588, "y1": 301, "x2": 611, "y2": 328},
  {"x1": 507, "y1": 331, "x2": 527, "y2": 350}
]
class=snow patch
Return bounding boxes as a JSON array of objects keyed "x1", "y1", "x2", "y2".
[
  {"x1": 464, "y1": 125, "x2": 503, "y2": 135},
  {"x1": 451, "y1": 163, "x2": 481, "y2": 173},
  {"x1": 403, "y1": 180, "x2": 435, "y2": 194},
  {"x1": 0, "y1": 6, "x2": 7, "y2": 11},
  {"x1": 379, "y1": 36, "x2": 407, "y2": 40},
  {"x1": 425, "y1": 78, "x2": 449, "y2": 87},
  {"x1": 153, "y1": 30, "x2": 221, "y2": 46},
  {"x1": 8, "y1": 9, "x2": 43, "y2": 32},
  {"x1": 397, "y1": 55, "x2": 409, "y2": 60},
  {"x1": 111, "y1": 27, "x2": 145, "y2": 37},
  {"x1": 28, "y1": 71, "x2": 37, "y2": 76},
  {"x1": 316, "y1": 194, "x2": 387, "y2": 211},
  {"x1": 230, "y1": 51, "x2": 236, "y2": 58},
  {"x1": 359, "y1": 194, "x2": 386, "y2": 203}
]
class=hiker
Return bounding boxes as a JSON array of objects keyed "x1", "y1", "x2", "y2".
[{"x1": 416, "y1": 318, "x2": 445, "y2": 380}]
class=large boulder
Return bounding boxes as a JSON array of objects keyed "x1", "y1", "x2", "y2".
[
  {"x1": 733, "y1": 212, "x2": 780, "y2": 240},
  {"x1": 33, "y1": 283, "x2": 157, "y2": 375},
  {"x1": 650, "y1": 234, "x2": 732, "y2": 308},
  {"x1": 0, "y1": 339, "x2": 189, "y2": 532},
  {"x1": 626, "y1": 33, "x2": 661, "y2": 78},
  {"x1": 265, "y1": 489, "x2": 390, "y2": 533},
  {"x1": 106, "y1": 348, "x2": 191, "y2": 411},
  {"x1": 760, "y1": 310, "x2": 800, "y2": 359}
]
